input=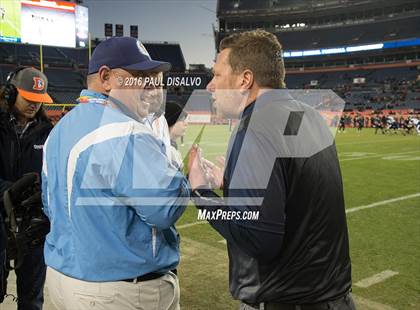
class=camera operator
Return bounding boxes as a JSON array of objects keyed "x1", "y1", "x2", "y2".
[{"x1": 0, "y1": 67, "x2": 53, "y2": 310}]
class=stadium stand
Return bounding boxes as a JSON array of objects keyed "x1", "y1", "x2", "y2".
[
  {"x1": 220, "y1": 16, "x2": 420, "y2": 50},
  {"x1": 0, "y1": 40, "x2": 209, "y2": 114},
  {"x1": 1, "y1": 0, "x2": 418, "y2": 118},
  {"x1": 216, "y1": 0, "x2": 420, "y2": 113},
  {"x1": 143, "y1": 42, "x2": 186, "y2": 72},
  {"x1": 0, "y1": 41, "x2": 187, "y2": 72},
  {"x1": 278, "y1": 17, "x2": 419, "y2": 50}
]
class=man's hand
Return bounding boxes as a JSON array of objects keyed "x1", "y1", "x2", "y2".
[
  {"x1": 188, "y1": 145, "x2": 209, "y2": 190},
  {"x1": 202, "y1": 156, "x2": 225, "y2": 189}
]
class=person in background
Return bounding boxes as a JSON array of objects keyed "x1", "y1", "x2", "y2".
[
  {"x1": 357, "y1": 115, "x2": 364, "y2": 132},
  {"x1": 338, "y1": 115, "x2": 346, "y2": 132},
  {"x1": 0, "y1": 67, "x2": 53, "y2": 310},
  {"x1": 374, "y1": 114, "x2": 384, "y2": 134},
  {"x1": 164, "y1": 100, "x2": 188, "y2": 169},
  {"x1": 142, "y1": 72, "x2": 174, "y2": 162}
]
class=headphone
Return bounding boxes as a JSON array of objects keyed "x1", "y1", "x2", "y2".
[{"x1": 3, "y1": 66, "x2": 26, "y2": 107}]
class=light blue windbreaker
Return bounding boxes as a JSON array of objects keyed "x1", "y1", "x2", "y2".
[{"x1": 41, "y1": 90, "x2": 190, "y2": 281}]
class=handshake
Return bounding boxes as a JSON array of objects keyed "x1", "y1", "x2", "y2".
[{"x1": 187, "y1": 144, "x2": 225, "y2": 191}]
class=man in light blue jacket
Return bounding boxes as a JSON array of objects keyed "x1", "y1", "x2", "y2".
[{"x1": 41, "y1": 37, "x2": 190, "y2": 310}]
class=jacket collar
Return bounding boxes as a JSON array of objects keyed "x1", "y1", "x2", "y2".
[
  {"x1": 77, "y1": 89, "x2": 108, "y2": 104},
  {"x1": 77, "y1": 89, "x2": 143, "y2": 123}
]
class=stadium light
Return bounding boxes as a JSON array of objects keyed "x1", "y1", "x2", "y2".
[
  {"x1": 282, "y1": 38, "x2": 420, "y2": 58},
  {"x1": 303, "y1": 50, "x2": 322, "y2": 56},
  {"x1": 291, "y1": 51, "x2": 303, "y2": 57},
  {"x1": 321, "y1": 47, "x2": 346, "y2": 55},
  {"x1": 346, "y1": 43, "x2": 383, "y2": 52}
]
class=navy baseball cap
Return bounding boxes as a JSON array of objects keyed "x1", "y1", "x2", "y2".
[{"x1": 88, "y1": 37, "x2": 171, "y2": 74}]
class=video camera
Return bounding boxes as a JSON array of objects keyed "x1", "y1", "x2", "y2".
[{"x1": 2, "y1": 173, "x2": 50, "y2": 270}]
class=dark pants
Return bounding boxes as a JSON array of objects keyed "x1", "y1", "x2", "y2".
[
  {"x1": 0, "y1": 249, "x2": 5, "y2": 302},
  {"x1": 240, "y1": 293, "x2": 356, "y2": 310},
  {"x1": 5, "y1": 245, "x2": 46, "y2": 310}
]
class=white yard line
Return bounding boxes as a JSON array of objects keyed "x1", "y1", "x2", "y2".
[
  {"x1": 346, "y1": 193, "x2": 420, "y2": 214},
  {"x1": 355, "y1": 270, "x2": 399, "y2": 288},
  {"x1": 177, "y1": 220, "x2": 208, "y2": 229},
  {"x1": 340, "y1": 150, "x2": 420, "y2": 161},
  {"x1": 352, "y1": 295, "x2": 397, "y2": 310},
  {"x1": 337, "y1": 138, "x2": 414, "y2": 146},
  {"x1": 179, "y1": 193, "x2": 420, "y2": 229}
]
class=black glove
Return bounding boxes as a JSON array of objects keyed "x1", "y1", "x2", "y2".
[{"x1": 6, "y1": 173, "x2": 40, "y2": 206}]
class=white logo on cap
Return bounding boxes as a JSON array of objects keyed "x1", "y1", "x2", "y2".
[{"x1": 137, "y1": 41, "x2": 150, "y2": 57}]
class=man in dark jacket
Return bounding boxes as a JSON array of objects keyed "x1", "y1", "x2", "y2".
[
  {"x1": 189, "y1": 30, "x2": 355, "y2": 310},
  {"x1": 0, "y1": 67, "x2": 53, "y2": 310}
]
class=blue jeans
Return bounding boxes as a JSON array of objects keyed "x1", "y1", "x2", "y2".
[{"x1": 6, "y1": 245, "x2": 46, "y2": 310}]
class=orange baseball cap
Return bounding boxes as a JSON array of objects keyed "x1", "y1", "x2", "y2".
[{"x1": 10, "y1": 67, "x2": 53, "y2": 104}]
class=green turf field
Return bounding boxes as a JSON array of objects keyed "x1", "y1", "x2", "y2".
[
  {"x1": 175, "y1": 125, "x2": 420, "y2": 310},
  {"x1": 0, "y1": 0, "x2": 21, "y2": 39}
]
